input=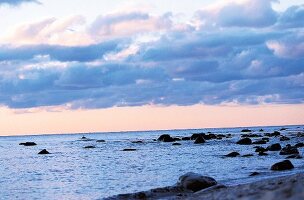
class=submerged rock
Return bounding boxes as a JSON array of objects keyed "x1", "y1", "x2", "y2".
[
  {"x1": 178, "y1": 172, "x2": 217, "y2": 192},
  {"x1": 258, "y1": 152, "x2": 268, "y2": 156},
  {"x1": 241, "y1": 129, "x2": 252, "y2": 132},
  {"x1": 182, "y1": 137, "x2": 191, "y2": 141},
  {"x1": 249, "y1": 172, "x2": 260, "y2": 176},
  {"x1": 280, "y1": 145, "x2": 299, "y2": 155},
  {"x1": 280, "y1": 136, "x2": 290, "y2": 141},
  {"x1": 225, "y1": 152, "x2": 240, "y2": 157},
  {"x1": 122, "y1": 148, "x2": 137, "y2": 151},
  {"x1": 84, "y1": 146, "x2": 95, "y2": 149},
  {"x1": 38, "y1": 149, "x2": 50, "y2": 154},
  {"x1": 295, "y1": 142, "x2": 304, "y2": 148},
  {"x1": 19, "y1": 142, "x2": 37, "y2": 146},
  {"x1": 271, "y1": 160, "x2": 294, "y2": 171},
  {"x1": 286, "y1": 154, "x2": 303, "y2": 159},
  {"x1": 191, "y1": 133, "x2": 201, "y2": 140},
  {"x1": 252, "y1": 140, "x2": 267, "y2": 144},
  {"x1": 194, "y1": 136, "x2": 205, "y2": 144},
  {"x1": 236, "y1": 138, "x2": 252, "y2": 145},
  {"x1": 131, "y1": 140, "x2": 143, "y2": 144},
  {"x1": 157, "y1": 134, "x2": 175, "y2": 142},
  {"x1": 255, "y1": 147, "x2": 268, "y2": 153},
  {"x1": 267, "y1": 143, "x2": 281, "y2": 151}
]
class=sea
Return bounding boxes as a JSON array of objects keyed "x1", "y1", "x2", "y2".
[{"x1": 0, "y1": 125, "x2": 303, "y2": 199}]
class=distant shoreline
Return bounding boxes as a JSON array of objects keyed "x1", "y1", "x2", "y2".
[{"x1": 1, "y1": 124, "x2": 303, "y2": 137}]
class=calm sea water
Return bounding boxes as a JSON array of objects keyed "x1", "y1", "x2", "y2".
[{"x1": 1, "y1": 125, "x2": 304, "y2": 199}]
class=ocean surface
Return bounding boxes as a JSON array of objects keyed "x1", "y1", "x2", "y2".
[{"x1": 1, "y1": 125, "x2": 304, "y2": 199}]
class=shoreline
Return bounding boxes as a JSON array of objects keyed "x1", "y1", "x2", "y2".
[{"x1": 106, "y1": 173, "x2": 304, "y2": 200}]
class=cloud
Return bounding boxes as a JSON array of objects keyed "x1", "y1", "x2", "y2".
[
  {"x1": 276, "y1": 4, "x2": 304, "y2": 28},
  {"x1": 0, "y1": 40, "x2": 125, "y2": 62},
  {"x1": 90, "y1": 11, "x2": 172, "y2": 41},
  {"x1": 196, "y1": 0, "x2": 278, "y2": 28},
  {"x1": 0, "y1": 1, "x2": 303, "y2": 109},
  {"x1": 2, "y1": 16, "x2": 92, "y2": 46},
  {"x1": 0, "y1": 0, "x2": 39, "y2": 6}
]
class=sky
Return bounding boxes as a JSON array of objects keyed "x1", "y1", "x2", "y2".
[{"x1": 0, "y1": 0, "x2": 303, "y2": 135}]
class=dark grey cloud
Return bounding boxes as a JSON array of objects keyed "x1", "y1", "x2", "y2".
[{"x1": 0, "y1": 39, "x2": 125, "y2": 62}]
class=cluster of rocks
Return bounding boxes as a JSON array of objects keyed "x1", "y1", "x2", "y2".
[{"x1": 157, "y1": 133, "x2": 229, "y2": 145}]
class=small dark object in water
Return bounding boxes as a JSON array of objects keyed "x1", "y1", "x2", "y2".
[
  {"x1": 280, "y1": 136, "x2": 290, "y2": 141},
  {"x1": 81, "y1": 136, "x2": 87, "y2": 139},
  {"x1": 280, "y1": 128, "x2": 287, "y2": 131},
  {"x1": 241, "y1": 129, "x2": 251, "y2": 132},
  {"x1": 249, "y1": 172, "x2": 260, "y2": 176},
  {"x1": 96, "y1": 140, "x2": 106, "y2": 143},
  {"x1": 225, "y1": 152, "x2": 240, "y2": 157},
  {"x1": 190, "y1": 133, "x2": 200, "y2": 140},
  {"x1": 271, "y1": 160, "x2": 294, "y2": 170},
  {"x1": 236, "y1": 137, "x2": 252, "y2": 145},
  {"x1": 295, "y1": 143, "x2": 304, "y2": 148},
  {"x1": 84, "y1": 146, "x2": 95, "y2": 149},
  {"x1": 194, "y1": 136, "x2": 205, "y2": 144},
  {"x1": 280, "y1": 145, "x2": 299, "y2": 155},
  {"x1": 252, "y1": 140, "x2": 266, "y2": 144},
  {"x1": 182, "y1": 137, "x2": 191, "y2": 141},
  {"x1": 286, "y1": 154, "x2": 302, "y2": 159},
  {"x1": 267, "y1": 143, "x2": 281, "y2": 151},
  {"x1": 122, "y1": 148, "x2": 137, "y2": 151},
  {"x1": 259, "y1": 129, "x2": 264, "y2": 132},
  {"x1": 157, "y1": 134, "x2": 175, "y2": 142},
  {"x1": 19, "y1": 142, "x2": 37, "y2": 146},
  {"x1": 172, "y1": 143, "x2": 182, "y2": 146},
  {"x1": 258, "y1": 152, "x2": 268, "y2": 156},
  {"x1": 255, "y1": 146, "x2": 267, "y2": 153},
  {"x1": 38, "y1": 149, "x2": 50, "y2": 154}
]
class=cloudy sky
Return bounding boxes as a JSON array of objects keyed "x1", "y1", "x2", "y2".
[{"x1": 0, "y1": 0, "x2": 303, "y2": 135}]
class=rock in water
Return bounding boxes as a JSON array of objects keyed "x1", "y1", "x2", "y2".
[
  {"x1": 280, "y1": 145, "x2": 299, "y2": 155},
  {"x1": 96, "y1": 140, "x2": 106, "y2": 143},
  {"x1": 280, "y1": 136, "x2": 290, "y2": 141},
  {"x1": 236, "y1": 138, "x2": 252, "y2": 145},
  {"x1": 194, "y1": 136, "x2": 205, "y2": 144},
  {"x1": 271, "y1": 160, "x2": 294, "y2": 171},
  {"x1": 249, "y1": 172, "x2": 260, "y2": 176},
  {"x1": 172, "y1": 143, "x2": 182, "y2": 146},
  {"x1": 84, "y1": 146, "x2": 95, "y2": 149},
  {"x1": 19, "y1": 142, "x2": 37, "y2": 146},
  {"x1": 178, "y1": 172, "x2": 217, "y2": 192},
  {"x1": 157, "y1": 134, "x2": 174, "y2": 142},
  {"x1": 267, "y1": 143, "x2": 281, "y2": 151},
  {"x1": 38, "y1": 149, "x2": 50, "y2": 154},
  {"x1": 241, "y1": 129, "x2": 251, "y2": 132},
  {"x1": 122, "y1": 148, "x2": 137, "y2": 151},
  {"x1": 225, "y1": 152, "x2": 240, "y2": 157},
  {"x1": 295, "y1": 143, "x2": 304, "y2": 148}
]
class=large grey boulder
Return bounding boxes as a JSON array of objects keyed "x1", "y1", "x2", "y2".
[{"x1": 178, "y1": 172, "x2": 217, "y2": 192}]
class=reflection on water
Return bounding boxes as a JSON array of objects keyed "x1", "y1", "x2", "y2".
[{"x1": 0, "y1": 125, "x2": 303, "y2": 199}]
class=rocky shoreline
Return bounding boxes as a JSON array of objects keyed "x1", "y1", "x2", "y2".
[{"x1": 105, "y1": 173, "x2": 304, "y2": 200}]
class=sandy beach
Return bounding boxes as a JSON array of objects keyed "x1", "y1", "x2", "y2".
[{"x1": 106, "y1": 173, "x2": 304, "y2": 200}]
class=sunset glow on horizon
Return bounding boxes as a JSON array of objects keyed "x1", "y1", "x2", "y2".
[{"x1": 0, "y1": 0, "x2": 303, "y2": 136}]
